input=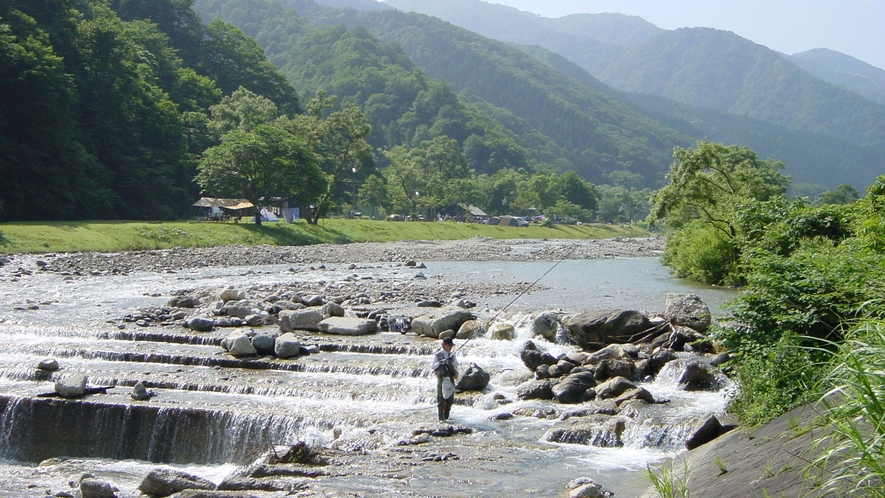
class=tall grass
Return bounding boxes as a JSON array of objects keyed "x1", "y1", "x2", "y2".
[
  {"x1": 646, "y1": 460, "x2": 690, "y2": 498},
  {"x1": 812, "y1": 320, "x2": 885, "y2": 496}
]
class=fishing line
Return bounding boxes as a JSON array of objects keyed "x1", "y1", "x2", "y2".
[{"x1": 455, "y1": 223, "x2": 606, "y2": 352}]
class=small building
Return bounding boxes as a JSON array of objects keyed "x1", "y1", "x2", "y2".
[{"x1": 192, "y1": 198, "x2": 254, "y2": 221}]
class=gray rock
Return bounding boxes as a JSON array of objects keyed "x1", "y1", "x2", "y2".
[
  {"x1": 318, "y1": 317, "x2": 378, "y2": 336},
  {"x1": 455, "y1": 320, "x2": 484, "y2": 339},
  {"x1": 552, "y1": 371, "x2": 598, "y2": 404},
  {"x1": 710, "y1": 352, "x2": 731, "y2": 366},
  {"x1": 274, "y1": 333, "x2": 302, "y2": 359},
  {"x1": 489, "y1": 322, "x2": 515, "y2": 340},
  {"x1": 685, "y1": 413, "x2": 724, "y2": 450},
  {"x1": 130, "y1": 381, "x2": 151, "y2": 401},
  {"x1": 37, "y1": 357, "x2": 59, "y2": 371},
  {"x1": 303, "y1": 294, "x2": 325, "y2": 306},
  {"x1": 321, "y1": 302, "x2": 345, "y2": 317},
  {"x1": 55, "y1": 374, "x2": 87, "y2": 398},
  {"x1": 186, "y1": 316, "x2": 214, "y2": 332},
  {"x1": 516, "y1": 379, "x2": 556, "y2": 400},
  {"x1": 79, "y1": 478, "x2": 116, "y2": 498},
  {"x1": 520, "y1": 341, "x2": 559, "y2": 372},
  {"x1": 455, "y1": 363, "x2": 491, "y2": 391},
  {"x1": 678, "y1": 361, "x2": 717, "y2": 391},
  {"x1": 222, "y1": 332, "x2": 257, "y2": 357},
  {"x1": 544, "y1": 415, "x2": 627, "y2": 447},
  {"x1": 567, "y1": 477, "x2": 614, "y2": 497},
  {"x1": 665, "y1": 293, "x2": 712, "y2": 332},
  {"x1": 595, "y1": 376, "x2": 637, "y2": 400},
  {"x1": 219, "y1": 287, "x2": 244, "y2": 302},
  {"x1": 244, "y1": 314, "x2": 264, "y2": 327},
  {"x1": 564, "y1": 310, "x2": 651, "y2": 351},
  {"x1": 611, "y1": 387, "x2": 655, "y2": 406},
  {"x1": 221, "y1": 305, "x2": 252, "y2": 319},
  {"x1": 533, "y1": 312, "x2": 560, "y2": 341},
  {"x1": 278, "y1": 309, "x2": 323, "y2": 332},
  {"x1": 411, "y1": 308, "x2": 474, "y2": 338},
  {"x1": 138, "y1": 468, "x2": 215, "y2": 497},
  {"x1": 251, "y1": 331, "x2": 278, "y2": 355}
]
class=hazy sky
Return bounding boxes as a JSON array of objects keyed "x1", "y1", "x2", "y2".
[{"x1": 486, "y1": 0, "x2": 885, "y2": 70}]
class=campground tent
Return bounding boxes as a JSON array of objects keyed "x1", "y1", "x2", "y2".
[
  {"x1": 249, "y1": 208, "x2": 279, "y2": 223},
  {"x1": 193, "y1": 198, "x2": 254, "y2": 220}
]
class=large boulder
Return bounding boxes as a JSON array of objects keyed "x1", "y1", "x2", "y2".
[
  {"x1": 594, "y1": 376, "x2": 638, "y2": 400},
  {"x1": 676, "y1": 361, "x2": 718, "y2": 391},
  {"x1": 251, "y1": 331, "x2": 278, "y2": 355},
  {"x1": 79, "y1": 478, "x2": 116, "y2": 498},
  {"x1": 138, "y1": 468, "x2": 216, "y2": 497},
  {"x1": 274, "y1": 333, "x2": 302, "y2": 359},
  {"x1": 532, "y1": 312, "x2": 560, "y2": 341},
  {"x1": 55, "y1": 374, "x2": 87, "y2": 398},
  {"x1": 520, "y1": 341, "x2": 559, "y2": 372},
  {"x1": 455, "y1": 320, "x2": 484, "y2": 339},
  {"x1": 186, "y1": 316, "x2": 214, "y2": 332},
  {"x1": 489, "y1": 322, "x2": 515, "y2": 340},
  {"x1": 219, "y1": 287, "x2": 245, "y2": 302},
  {"x1": 318, "y1": 317, "x2": 378, "y2": 336},
  {"x1": 221, "y1": 332, "x2": 257, "y2": 358},
  {"x1": 321, "y1": 302, "x2": 345, "y2": 317},
  {"x1": 411, "y1": 308, "x2": 474, "y2": 338},
  {"x1": 685, "y1": 413, "x2": 725, "y2": 450},
  {"x1": 563, "y1": 310, "x2": 651, "y2": 351},
  {"x1": 516, "y1": 379, "x2": 557, "y2": 400},
  {"x1": 552, "y1": 371, "x2": 598, "y2": 404},
  {"x1": 665, "y1": 293, "x2": 712, "y2": 332},
  {"x1": 278, "y1": 309, "x2": 323, "y2": 332},
  {"x1": 455, "y1": 363, "x2": 491, "y2": 391}
]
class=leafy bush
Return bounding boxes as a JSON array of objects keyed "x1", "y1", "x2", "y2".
[{"x1": 661, "y1": 222, "x2": 738, "y2": 285}]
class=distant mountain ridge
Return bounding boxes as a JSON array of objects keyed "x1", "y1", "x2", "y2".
[
  {"x1": 789, "y1": 48, "x2": 885, "y2": 106},
  {"x1": 381, "y1": 0, "x2": 885, "y2": 149}
]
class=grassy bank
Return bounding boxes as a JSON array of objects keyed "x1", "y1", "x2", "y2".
[{"x1": 0, "y1": 219, "x2": 649, "y2": 254}]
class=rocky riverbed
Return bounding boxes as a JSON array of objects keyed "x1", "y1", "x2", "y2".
[
  {"x1": 0, "y1": 236, "x2": 754, "y2": 498},
  {"x1": 10, "y1": 236, "x2": 664, "y2": 277}
]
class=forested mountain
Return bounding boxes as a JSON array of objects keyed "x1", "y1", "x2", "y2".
[
  {"x1": 196, "y1": 0, "x2": 693, "y2": 187},
  {"x1": 248, "y1": 0, "x2": 878, "y2": 190},
  {"x1": 381, "y1": 0, "x2": 885, "y2": 149},
  {"x1": 0, "y1": 0, "x2": 299, "y2": 221},
  {"x1": 789, "y1": 48, "x2": 885, "y2": 107},
  {"x1": 526, "y1": 46, "x2": 885, "y2": 192}
]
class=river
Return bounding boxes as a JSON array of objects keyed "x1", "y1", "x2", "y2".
[{"x1": 0, "y1": 252, "x2": 735, "y2": 497}]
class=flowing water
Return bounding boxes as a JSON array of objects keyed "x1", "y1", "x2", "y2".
[{"x1": 0, "y1": 255, "x2": 735, "y2": 497}]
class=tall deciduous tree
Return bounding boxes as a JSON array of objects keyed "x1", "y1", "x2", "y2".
[
  {"x1": 280, "y1": 93, "x2": 373, "y2": 224},
  {"x1": 194, "y1": 124, "x2": 323, "y2": 225},
  {"x1": 647, "y1": 141, "x2": 790, "y2": 284}
]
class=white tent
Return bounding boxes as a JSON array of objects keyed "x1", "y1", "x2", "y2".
[{"x1": 249, "y1": 208, "x2": 279, "y2": 223}]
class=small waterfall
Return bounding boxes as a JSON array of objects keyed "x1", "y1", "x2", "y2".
[{"x1": 0, "y1": 395, "x2": 306, "y2": 465}]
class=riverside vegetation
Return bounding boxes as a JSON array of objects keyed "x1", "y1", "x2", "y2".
[{"x1": 648, "y1": 142, "x2": 885, "y2": 495}]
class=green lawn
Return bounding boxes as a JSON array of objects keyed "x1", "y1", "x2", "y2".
[{"x1": 0, "y1": 219, "x2": 649, "y2": 254}]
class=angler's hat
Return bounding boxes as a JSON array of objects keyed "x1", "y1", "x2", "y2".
[{"x1": 441, "y1": 337, "x2": 454, "y2": 345}]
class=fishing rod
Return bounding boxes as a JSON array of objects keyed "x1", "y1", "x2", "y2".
[{"x1": 455, "y1": 223, "x2": 607, "y2": 353}]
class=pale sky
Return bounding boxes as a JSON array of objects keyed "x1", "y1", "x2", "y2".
[{"x1": 486, "y1": 0, "x2": 885, "y2": 70}]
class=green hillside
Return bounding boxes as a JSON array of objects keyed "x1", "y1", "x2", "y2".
[
  {"x1": 381, "y1": 0, "x2": 885, "y2": 149},
  {"x1": 789, "y1": 48, "x2": 885, "y2": 107},
  {"x1": 525, "y1": 46, "x2": 885, "y2": 190},
  {"x1": 253, "y1": 0, "x2": 693, "y2": 186}
]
